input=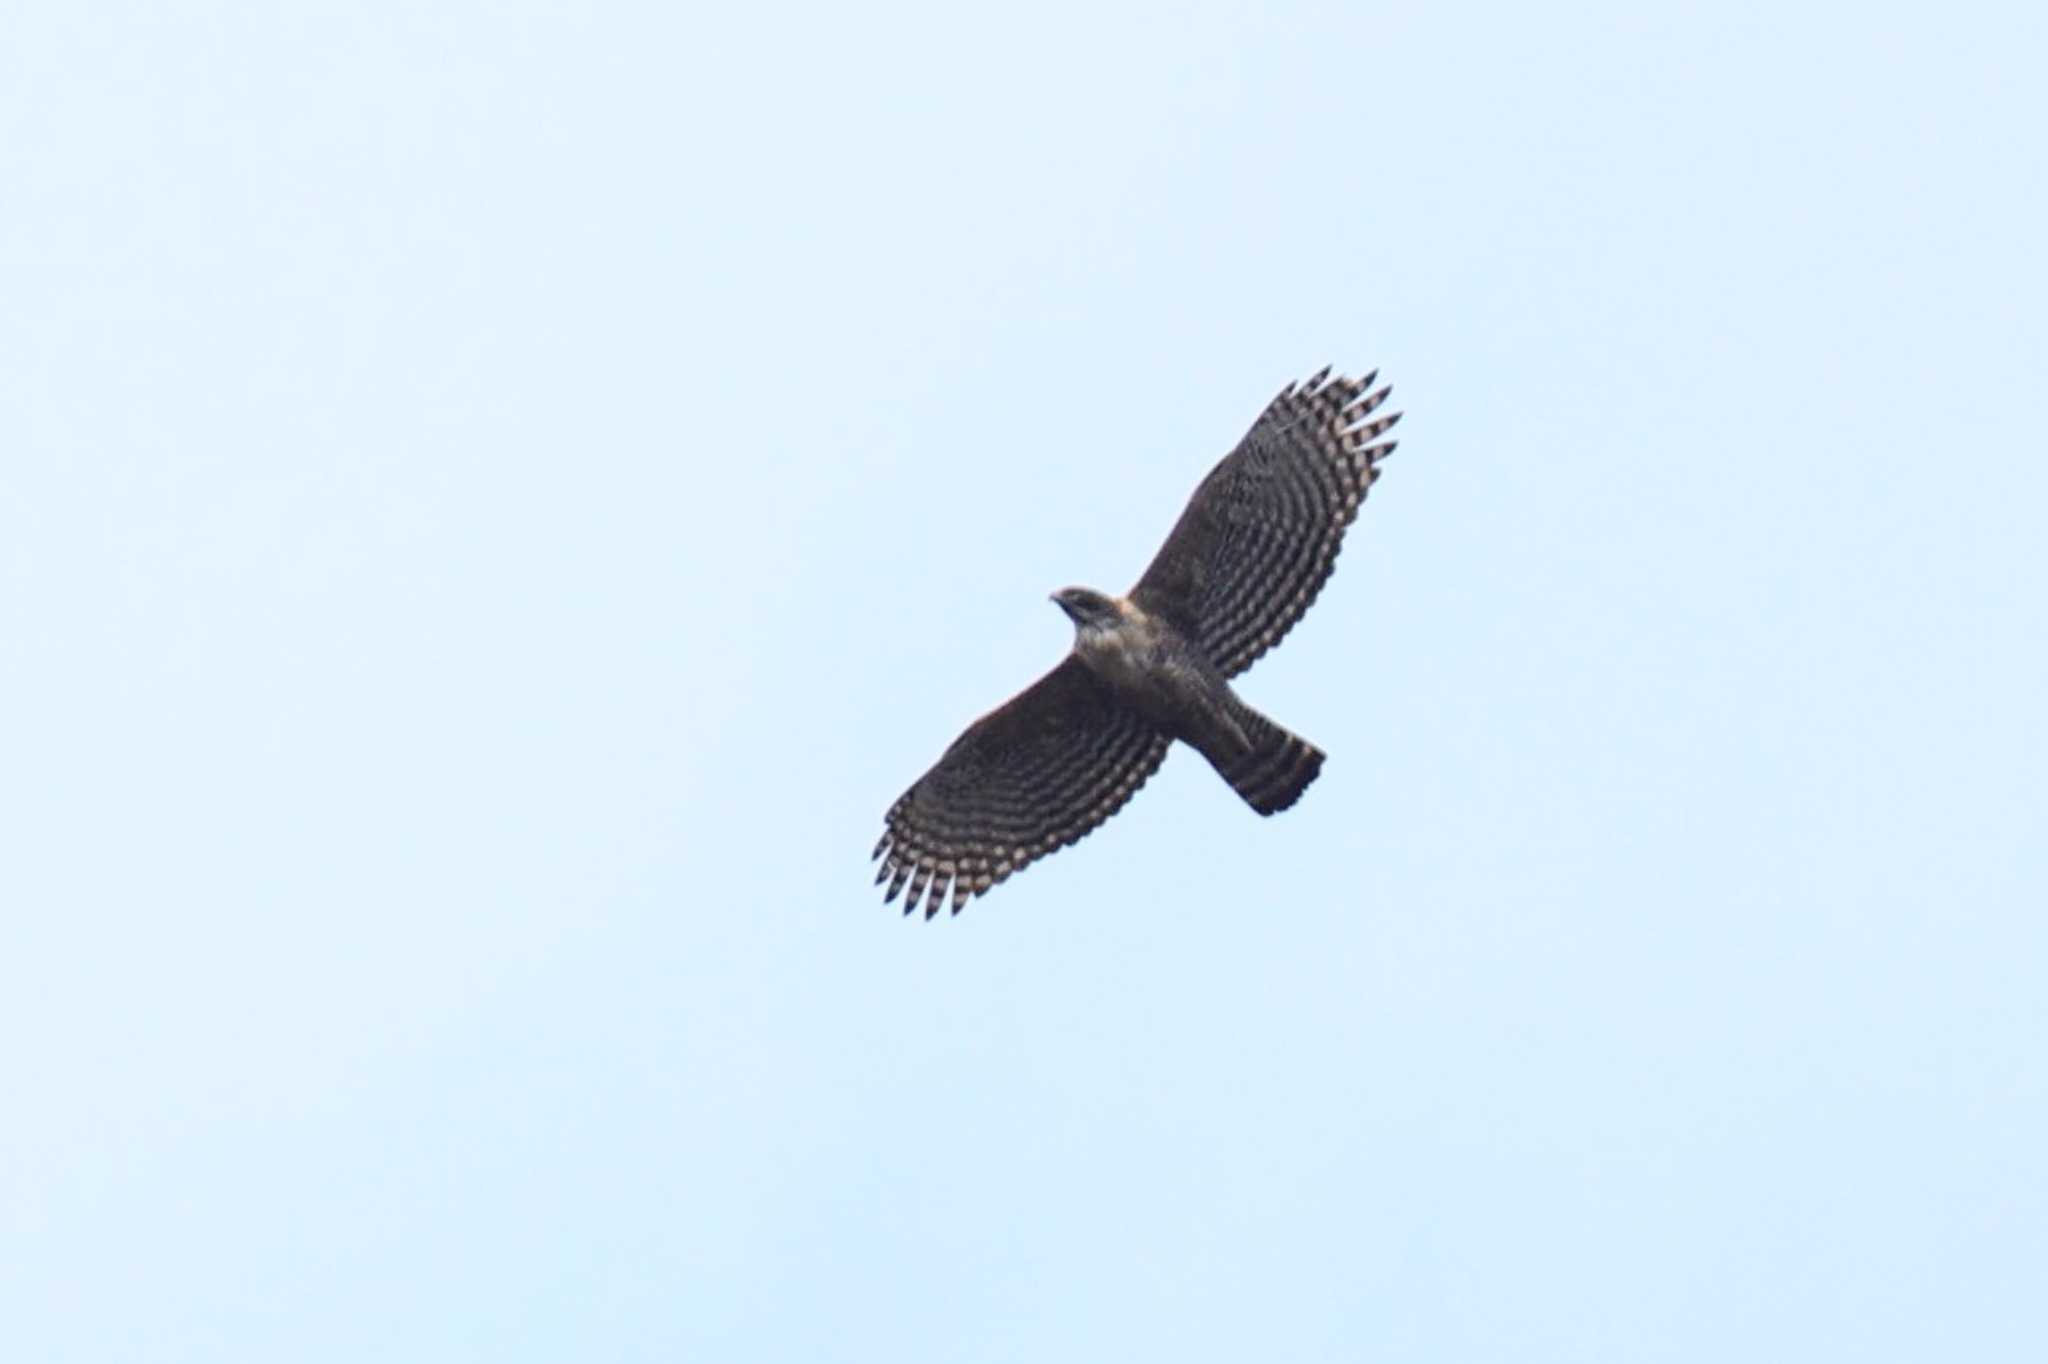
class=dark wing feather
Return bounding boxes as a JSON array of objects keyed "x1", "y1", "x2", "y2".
[
  {"x1": 874, "y1": 657, "x2": 1170, "y2": 918},
  {"x1": 1131, "y1": 367, "x2": 1400, "y2": 678}
]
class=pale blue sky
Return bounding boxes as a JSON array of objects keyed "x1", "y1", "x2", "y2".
[{"x1": 5, "y1": 3, "x2": 2044, "y2": 1360}]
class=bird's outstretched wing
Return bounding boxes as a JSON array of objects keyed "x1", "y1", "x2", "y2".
[
  {"x1": 1131, "y1": 367, "x2": 1400, "y2": 678},
  {"x1": 874, "y1": 657, "x2": 1170, "y2": 918}
]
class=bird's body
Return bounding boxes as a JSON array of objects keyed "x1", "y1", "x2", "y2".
[
  {"x1": 1061, "y1": 589, "x2": 1313, "y2": 811},
  {"x1": 875, "y1": 366, "x2": 1401, "y2": 917},
  {"x1": 1063, "y1": 594, "x2": 1217, "y2": 739}
]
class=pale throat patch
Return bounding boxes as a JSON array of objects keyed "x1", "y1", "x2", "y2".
[{"x1": 1076, "y1": 598, "x2": 1163, "y2": 688}]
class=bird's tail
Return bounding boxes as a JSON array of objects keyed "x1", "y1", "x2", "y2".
[{"x1": 1206, "y1": 704, "x2": 1325, "y2": 816}]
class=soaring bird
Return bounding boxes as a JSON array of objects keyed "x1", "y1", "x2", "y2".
[{"x1": 874, "y1": 366, "x2": 1402, "y2": 917}]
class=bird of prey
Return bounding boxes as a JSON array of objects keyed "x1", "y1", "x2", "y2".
[{"x1": 873, "y1": 366, "x2": 1401, "y2": 917}]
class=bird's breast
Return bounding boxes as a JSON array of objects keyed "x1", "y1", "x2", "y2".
[
  {"x1": 1075, "y1": 616, "x2": 1221, "y2": 733},
  {"x1": 1076, "y1": 626, "x2": 1153, "y2": 692}
]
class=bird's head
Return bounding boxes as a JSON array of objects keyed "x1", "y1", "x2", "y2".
[{"x1": 1051, "y1": 586, "x2": 1121, "y2": 631}]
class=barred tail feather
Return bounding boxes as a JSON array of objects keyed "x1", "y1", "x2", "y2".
[{"x1": 1207, "y1": 708, "x2": 1324, "y2": 815}]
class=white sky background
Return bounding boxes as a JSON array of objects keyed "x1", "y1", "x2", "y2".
[{"x1": 5, "y1": 3, "x2": 2045, "y2": 1359}]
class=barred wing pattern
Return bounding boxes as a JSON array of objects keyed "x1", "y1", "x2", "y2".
[
  {"x1": 1132, "y1": 367, "x2": 1400, "y2": 678},
  {"x1": 873, "y1": 657, "x2": 1172, "y2": 918}
]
